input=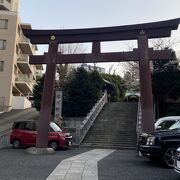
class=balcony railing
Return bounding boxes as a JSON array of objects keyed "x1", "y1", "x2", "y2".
[
  {"x1": 17, "y1": 54, "x2": 36, "y2": 78},
  {"x1": 0, "y1": 0, "x2": 11, "y2": 3},
  {"x1": 17, "y1": 74, "x2": 31, "y2": 85},
  {"x1": 15, "y1": 74, "x2": 33, "y2": 92},
  {"x1": 0, "y1": 0, "x2": 11, "y2": 10},
  {"x1": 19, "y1": 36, "x2": 33, "y2": 55},
  {"x1": 18, "y1": 54, "x2": 29, "y2": 63}
]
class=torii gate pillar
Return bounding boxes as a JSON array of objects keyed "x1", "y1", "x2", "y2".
[
  {"x1": 36, "y1": 41, "x2": 58, "y2": 148},
  {"x1": 138, "y1": 33, "x2": 155, "y2": 133}
]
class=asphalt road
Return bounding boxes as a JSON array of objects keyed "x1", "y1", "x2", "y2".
[
  {"x1": 98, "y1": 150, "x2": 180, "y2": 180},
  {"x1": 0, "y1": 147, "x2": 179, "y2": 180},
  {"x1": 0, "y1": 147, "x2": 91, "y2": 180}
]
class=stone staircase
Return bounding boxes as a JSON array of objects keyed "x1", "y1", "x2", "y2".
[{"x1": 81, "y1": 102, "x2": 138, "y2": 149}]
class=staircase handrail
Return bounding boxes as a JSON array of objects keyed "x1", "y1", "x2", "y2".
[
  {"x1": 136, "y1": 98, "x2": 142, "y2": 140},
  {"x1": 76, "y1": 90, "x2": 108, "y2": 145}
]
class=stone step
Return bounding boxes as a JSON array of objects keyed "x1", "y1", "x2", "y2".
[
  {"x1": 85, "y1": 134, "x2": 136, "y2": 138},
  {"x1": 83, "y1": 138, "x2": 136, "y2": 142},
  {"x1": 81, "y1": 143, "x2": 136, "y2": 150},
  {"x1": 84, "y1": 138, "x2": 137, "y2": 142},
  {"x1": 81, "y1": 102, "x2": 138, "y2": 149},
  {"x1": 81, "y1": 142, "x2": 136, "y2": 146},
  {"x1": 86, "y1": 131, "x2": 136, "y2": 134},
  {"x1": 84, "y1": 138, "x2": 136, "y2": 142}
]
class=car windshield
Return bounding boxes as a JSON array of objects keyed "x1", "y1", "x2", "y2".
[
  {"x1": 50, "y1": 122, "x2": 62, "y2": 132},
  {"x1": 169, "y1": 120, "x2": 180, "y2": 130}
]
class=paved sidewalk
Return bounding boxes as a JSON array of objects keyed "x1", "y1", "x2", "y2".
[{"x1": 47, "y1": 149, "x2": 115, "y2": 180}]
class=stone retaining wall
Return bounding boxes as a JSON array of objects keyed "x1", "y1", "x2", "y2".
[{"x1": 0, "y1": 131, "x2": 11, "y2": 149}]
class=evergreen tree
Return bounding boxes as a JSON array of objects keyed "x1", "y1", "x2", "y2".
[
  {"x1": 33, "y1": 68, "x2": 105, "y2": 117},
  {"x1": 152, "y1": 48, "x2": 180, "y2": 117},
  {"x1": 62, "y1": 68, "x2": 104, "y2": 117}
]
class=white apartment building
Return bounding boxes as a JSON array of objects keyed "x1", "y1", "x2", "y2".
[{"x1": 0, "y1": 0, "x2": 43, "y2": 112}]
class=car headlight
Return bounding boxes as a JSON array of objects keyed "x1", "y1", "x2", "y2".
[
  {"x1": 59, "y1": 133, "x2": 66, "y2": 137},
  {"x1": 146, "y1": 136, "x2": 155, "y2": 146}
]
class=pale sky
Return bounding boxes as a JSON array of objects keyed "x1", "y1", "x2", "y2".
[{"x1": 19, "y1": 0, "x2": 180, "y2": 75}]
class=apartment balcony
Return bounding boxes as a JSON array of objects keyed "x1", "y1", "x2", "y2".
[
  {"x1": 15, "y1": 74, "x2": 33, "y2": 94},
  {"x1": 12, "y1": 84, "x2": 21, "y2": 95},
  {"x1": 17, "y1": 54, "x2": 34, "y2": 74},
  {"x1": 19, "y1": 35, "x2": 33, "y2": 55},
  {"x1": 0, "y1": 0, "x2": 12, "y2": 10}
]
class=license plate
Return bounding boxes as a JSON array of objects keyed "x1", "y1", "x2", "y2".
[
  {"x1": 177, "y1": 160, "x2": 180, "y2": 169},
  {"x1": 68, "y1": 141, "x2": 72, "y2": 146}
]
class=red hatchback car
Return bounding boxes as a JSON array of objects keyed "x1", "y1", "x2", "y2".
[{"x1": 10, "y1": 120, "x2": 72, "y2": 150}]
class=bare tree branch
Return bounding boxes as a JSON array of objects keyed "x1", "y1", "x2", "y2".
[{"x1": 56, "y1": 43, "x2": 85, "y2": 90}]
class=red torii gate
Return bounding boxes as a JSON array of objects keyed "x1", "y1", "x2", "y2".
[{"x1": 23, "y1": 18, "x2": 180, "y2": 149}]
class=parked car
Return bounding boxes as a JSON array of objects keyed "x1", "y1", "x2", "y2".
[
  {"x1": 138, "y1": 119, "x2": 180, "y2": 168},
  {"x1": 155, "y1": 116, "x2": 180, "y2": 130},
  {"x1": 174, "y1": 147, "x2": 180, "y2": 173},
  {"x1": 10, "y1": 120, "x2": 72, "y2": 150}
]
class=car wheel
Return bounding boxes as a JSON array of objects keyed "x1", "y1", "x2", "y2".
[
  {"x1": 49, "y1": 141, "x2": 58, "y2": 150},
  {"x1": 161, "y1": 146, "x2": 177, "y2": 168},
  {"x1": 13, "y1": 139, "x2": 21, "y2": 149}
]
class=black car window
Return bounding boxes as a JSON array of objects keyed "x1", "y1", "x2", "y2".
[
  {"x1": 169, "y1": 120, "x2": 180, "y2": 130},
  {"x1": 49, "y1": 126, "x2": 54, "y2": 132},
  {"x1": 24, "y1": 122, "x2": 36, "y2": 131},
  {"x1": 13, "y1": 122, "x2": 25, "y2": 130},
  {"x1": 161, "y1": 121, "x2": 175, "y2": 129}
]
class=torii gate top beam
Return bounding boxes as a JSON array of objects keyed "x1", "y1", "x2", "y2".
[{"x1": 23, "y1": 18, "x2": 180, "y2": 44}]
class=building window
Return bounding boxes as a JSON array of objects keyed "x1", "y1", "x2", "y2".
[
  {"x1": 0, "y1": 19, "x2": 8, "y2": 29},
  {"x1": 0, "y1": 40, "x2": 6, "y2": 49},
  {"x1": 0, "y1": 61, "x2": 4, "y2": 71}
]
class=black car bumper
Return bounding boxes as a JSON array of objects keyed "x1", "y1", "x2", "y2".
[{"x1": 138, "y1": 145, "x2": 162, "y2": 158}]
